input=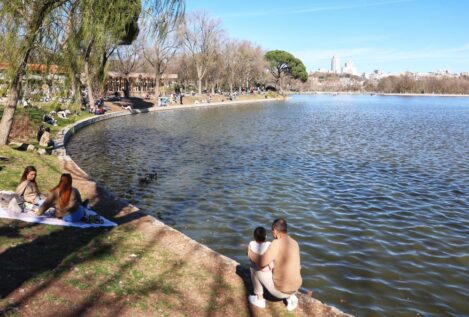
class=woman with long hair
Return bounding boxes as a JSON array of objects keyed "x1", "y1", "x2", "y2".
[
  {"x1": 15, "y1": 166, "x2": 45, "y2": 210},
  {"x1": 37, "y1": 173, "x2": 84, "y2": 222}
]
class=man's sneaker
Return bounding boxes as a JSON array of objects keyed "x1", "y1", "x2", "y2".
[
  {"x1": 286, "y1": 294, "x2": 298, "y2": 311},
  {"x1": 248, "y1": 295, "x2": 266, "y2": 308}
]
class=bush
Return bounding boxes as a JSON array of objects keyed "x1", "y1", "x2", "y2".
[{"x1": 266, "y1": 91, "x2": 279, "y2": 98}]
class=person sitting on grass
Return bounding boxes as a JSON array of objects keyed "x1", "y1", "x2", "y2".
[
  {"x1": 39, "y1": 127, "x2": 54, "y2": 148},
  {"x1": 42, "y1": 113, "x2": 56, "y2": 126},
  {"x1": 248, "y1": 218, "x2": 302, "y2": 311},
  {"x1": 15, "y1": 166, "x2": 45, "y2": 212},
  {"x1": 36, "y1": 125, "x2": 45, "y2": 142},
  {"x1": 36, "y1": 173, "x2": 85, "y2": 222}
]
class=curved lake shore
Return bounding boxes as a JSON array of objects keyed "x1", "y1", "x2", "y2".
[
  {"x1": 64, "y1": 94, "x2": 469, "y2": 317},
  {"x1": 52, "y1": 98, "x2": 352, "y2": 316},
  {"x1": 302, "y1": 91, "x2": 469, "y2": 97}
]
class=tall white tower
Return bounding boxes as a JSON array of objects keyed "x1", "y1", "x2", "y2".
[
  {"x1": 331, "y1": 56, "x2": 340, "y2": 73},
  {"x1": 342, "y1": 61, "x2": 358, "y2": 76}
]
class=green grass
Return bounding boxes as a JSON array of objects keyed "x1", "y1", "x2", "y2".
[
  {"x1": 0, "y1": 102, "x2": 286, "y2": 317},
  {"x1": 0, "y1": 102, "x2": 94, "y2": 145},
  {"x1": 0, "y1": 145, "x2": 62, "y2": 191},
  {"x1": 66, "y1": 278, "x2": 92, "y2": 290},
  {"x1": 43, "y1": 293, "x2": 77, "y2": 309}
]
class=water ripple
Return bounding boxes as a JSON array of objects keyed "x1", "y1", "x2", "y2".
[{"x1": 67, "y1": 95, "x2": 469, "y2": 317}]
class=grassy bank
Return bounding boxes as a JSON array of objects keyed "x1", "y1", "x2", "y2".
[
  {"x1": 0, "y1": 147, "x2": 256, "y2": 316},
  {"x1": 0, "y1": 102, "x2": 93, "y2": 145},
  {"x1": 0, "y1": 147, "x2": 303, "y2": 317},
  {"x1": 0, "y1": 98, "x2": 350, "y2": 317},
  {"x1": 0, "y1": 146, "x2": 62, "y2": 191}
]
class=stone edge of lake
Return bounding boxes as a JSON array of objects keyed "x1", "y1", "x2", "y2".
[{"x1": 54, "y1": 98, "x2": 354, "y2": 317}]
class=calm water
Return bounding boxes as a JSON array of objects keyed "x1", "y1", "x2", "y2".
[{"x1": 67, "y1": 95, "x2": 469, "y2": 316}]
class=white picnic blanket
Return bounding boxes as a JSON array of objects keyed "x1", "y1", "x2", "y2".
[{"x1": 0, "y1": 207, "x2": 117, "y2": 228}]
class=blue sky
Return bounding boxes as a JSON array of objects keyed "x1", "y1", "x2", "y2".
[{"x1": 186, "y1": 0, "x2": 469, "y2": 74}]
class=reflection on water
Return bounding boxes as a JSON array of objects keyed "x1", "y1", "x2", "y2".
[{"x1": 67, "y1": 95, "x2": 469, "y2": 316}]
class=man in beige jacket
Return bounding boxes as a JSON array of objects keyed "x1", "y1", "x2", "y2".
[{"x1": 248, "y1": 218, "x2": 302, "y2": 310}]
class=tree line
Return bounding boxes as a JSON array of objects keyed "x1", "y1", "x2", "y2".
[
  {"x1": 302, "y1": 72, "x2": 469, "y2": 95},
  {"x1": 0, "y1": 0, "x2": 183, "y2": 145},
  {"x1": 371, "y1": 75, "x2": 469, "y2": 95},
  {"x1": 113, "y1": 11, "x2": 307, "y2": 96}
]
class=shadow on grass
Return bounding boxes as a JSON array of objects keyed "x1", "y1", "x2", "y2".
[
  {"x1": 0, "y1": 172, "x2": 145, "y2": 303},
  {"x1": 0, "y1": 217, "x2": 264, "y2": 317},
  {"x1": 0, "y1": 222, "x2": 39, "y2": 239},
  {"x1": 0, "y1": 150, "x2": 261, "y2": 316},
  {"x1": 0, "y1": 226, "x2": 108, "y2": 299}
]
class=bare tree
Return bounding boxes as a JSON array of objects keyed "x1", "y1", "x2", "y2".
[
  {"x1": 238, "y1": 41, "x2": 265, "y2": 92},
  {"x1": 221, "y1": 39, "x2": 242, "y2": 94},
  {"x1": 114, "y1": 43, "x2": 141, "y2": 97},
  {"x1": 142, "y1": 0, "x2": 184, "y2": 98},
  {"x1": 181, "y1": 11, "x2": 222, "y2": 94},
  {"x1": 170, "y1": 52, "x2": 196, "y2": 93}
]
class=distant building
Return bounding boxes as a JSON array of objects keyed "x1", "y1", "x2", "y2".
[
  {"x1": 331, "y1": 56, "x2": 340, "y2": 74},
  {"x1": 342, "y1": 61, "x2": 358, "y2": 76},
  {"x1": 105, "y1": 72, "x2": 178, "y2": 96}
]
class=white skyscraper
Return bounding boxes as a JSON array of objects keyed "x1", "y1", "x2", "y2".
[
  {"x1": 331, "y1": 55, "x2": 340, "y2": 73},
  {"x1": 342, "y1": 61, "x2": 358, "y2": 76}
]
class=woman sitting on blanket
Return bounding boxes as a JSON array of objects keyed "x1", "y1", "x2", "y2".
[
  {"x1": 36, "y1": 173, "x2": 85, "y2": 222},
  {"x1": 15, "y1": 166, "x2": 45, "y2": 211}
]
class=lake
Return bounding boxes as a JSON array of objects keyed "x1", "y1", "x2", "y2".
[{"x1": 67, "y1": 95, "x2": 469, "y2": 316}]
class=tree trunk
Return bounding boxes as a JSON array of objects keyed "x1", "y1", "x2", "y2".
[
  {"x1": 154, "y1": 73, "x2": 161, "y2": 97},
  {"x1": 198, "y1": 78, "x2": 202, "y2": 95},
  {"x1": 124, "y1": 77, "x2": 130, "y2": 98},
  {"x1": 70, "y1": 72, "x2": 83, "y2": 105},
  {"x1": 196, "y1": 65, "x2": 203, "y2": 95},
  {"x1": 83, "y1": 40, "x2": 95, "y2": 108},
  {"x1": 84, "y1": 59, "x2": 95, "y2": 108},
  {"x1": 0, "y1": 57, "x2": 28, "y2": 145},
  {"x1": 276, "y1": 75, "x2": 283, "y2": 95},
  {"x1": 0, "y1": 81, "x2": 21, "y2": 145},
  {"x1": 0, "y1": 32, "x2": 37, "y2": 144}
]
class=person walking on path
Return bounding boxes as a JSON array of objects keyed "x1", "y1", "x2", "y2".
[{"x1": 248, "y1": 218, "x2": 302, "y2": 311}]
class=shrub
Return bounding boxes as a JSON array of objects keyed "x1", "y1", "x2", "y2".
[{"x1": 266, "y1": 91, "x2": 279, "y2": 98}]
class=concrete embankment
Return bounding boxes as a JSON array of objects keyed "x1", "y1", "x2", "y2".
[{"x1": 53, "y1": 99, "x2": 353, "y2": 316}]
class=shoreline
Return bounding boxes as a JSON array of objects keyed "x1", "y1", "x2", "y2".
[
  {"x1": 55, "y1": 96, "x2": 285, "y2": 152},
  {"x1": 53, "y1": 97, "x2": 352, "y2": 316},
  {"x1": 301, "y1": 91, "x2": 469, "y2": 97}
]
